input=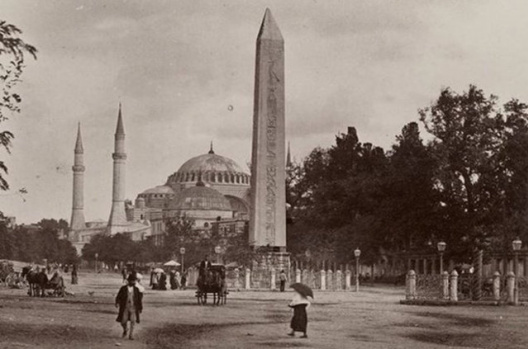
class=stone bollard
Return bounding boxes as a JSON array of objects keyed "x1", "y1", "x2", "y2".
[
  {"x1": 321, "y1": 270, "x2": 326, "y2": 291},
  {"x1": 245, "y1": 268, "x2": 251, "y2": 290},
  {"x1": 234, "y1": 268, "x2": 240, "y2": 290},
  {"x1": 327, "y1": 269, "x2": 334, "y2": 291},
  {"x1": 345, "y1": 269, "x2": 351, "y2": 290},
  {"x1": 270, "y1": 268, "x2": 276, "y2": 290},
  {"x1": 507, "y1": 271, "x2": 515, "y2": 304},
  {"x1": 493, "y1": 271, "x2": 500, "y2": 301},
  {"x1": 450, "y1": 270, "x2": 458, "y2": 302},
  {"x1": 406, "y1": 270, "x2": 416, "y2": 300},
  {"x1": 442, "y1": 271, "x2": 449, "y2": 300},
  {"x1": 302, "y1": 269, "x2": 309, "y2": 285},
  {"x1": 336, "y1": 270, "x2": 343, "y2": 291},
  {"x1": 295, "y1": 268, "x2": 301, "y2": 283}
]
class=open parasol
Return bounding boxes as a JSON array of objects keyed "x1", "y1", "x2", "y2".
[
  {"x1": 290, "y1": 283, "x2": 314, "y2": 299},
  {"x1": 153, "y1": 267, "x2": 165, "y2": 273},
  {"x1": 163, "y1": 260, "x2": 180, "y2": 267}
]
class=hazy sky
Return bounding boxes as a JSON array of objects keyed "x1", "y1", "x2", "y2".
[{"x1": 2, "y1": 0, "x2": 528, "y2": 223}]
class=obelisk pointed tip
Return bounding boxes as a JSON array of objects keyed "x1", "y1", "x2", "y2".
[
  {"x1": 75, "y1": 122, "x2": 83, "y2": 153},
  {"x1": 116, "y1": 103, "x2": 125, "y2": 135},
  {"x1": 258, "y1": 8, "x2": 283, "y2": 41}
]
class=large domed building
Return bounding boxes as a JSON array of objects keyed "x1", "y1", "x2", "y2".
[{"x1": 126, "y1": 144, "x2": 251, "y2": 244}]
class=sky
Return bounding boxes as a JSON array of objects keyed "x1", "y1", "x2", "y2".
[{"x1": 2, "y1": 0, "x2": 528, "y2": 224}]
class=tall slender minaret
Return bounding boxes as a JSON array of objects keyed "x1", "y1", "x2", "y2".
[
  {"x1": 108, "y1": 104, "x2": 128, "y2": 234},
  {"x1": 70, "y1": 123, "x2": 86, "y2": 230},
  {"x1": 249, "y1": 9, "x2": 287, "y2": 249}
]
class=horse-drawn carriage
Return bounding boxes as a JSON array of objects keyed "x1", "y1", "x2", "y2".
[
  {"x1": 196, "y1": 264, "x2": 228, "y2": 305},
  {"x1": 22, "y1": 266, "x2": 65, "y2": 297}
]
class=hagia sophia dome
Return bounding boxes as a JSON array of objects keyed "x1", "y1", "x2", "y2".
[{"x1": 132, "y1": 145, "x2": 251, "y2": 233}]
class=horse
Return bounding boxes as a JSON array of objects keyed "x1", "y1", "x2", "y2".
[{"x1": 22, "y1": 267, "x2": 48, "y2": 297}]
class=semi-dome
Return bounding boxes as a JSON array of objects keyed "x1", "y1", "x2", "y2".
[
  {"x1": 174, "y1": 183, "x2": 232, "y2": 211},
  {"x1": 141, "y1": 185, "x2": 175, "y2": 195}
]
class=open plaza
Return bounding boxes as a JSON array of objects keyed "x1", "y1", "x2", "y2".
[{"x1": 0, "y1": 272, "x2": 527, "y2": 349}]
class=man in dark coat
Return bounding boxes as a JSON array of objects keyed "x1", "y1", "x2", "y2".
[
  {"x1": 198, "y1": 255, "x2": 212, "y2": 287},
  {"x1": 115, "y1": 274, "x2": 143, "y2": 340}
]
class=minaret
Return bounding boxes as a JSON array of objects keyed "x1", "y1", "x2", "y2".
[
  {"x1": 249, "y1": 9, "x2": 287, "y2": 249},
  {"x1": 108, "y1": 104, "x2": 128, "y2": 234},
  {"x1": 70, "y1": 123, "x2": 86, "y2": 230}
]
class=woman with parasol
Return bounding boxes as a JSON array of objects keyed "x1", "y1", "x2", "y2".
[{"x1": 288, "y1": 283, "x2": 313, "y2": 338}]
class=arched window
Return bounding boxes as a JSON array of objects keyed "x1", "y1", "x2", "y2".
[
  {"x1": 218, "y1": 173, "x2": 223, "y2": 183},
  {"x1": 230, "y1": 174, "x2": 235, "y2": 183},
  {"x1": 191, "y1": 173, "x2": 196, "y2": 181}
]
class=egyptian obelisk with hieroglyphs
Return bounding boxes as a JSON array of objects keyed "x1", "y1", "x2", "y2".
[{"x1": 249, "y1": 9, "x2": 287, "y2": 250}]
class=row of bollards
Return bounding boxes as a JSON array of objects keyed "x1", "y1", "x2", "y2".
[
  {"x1": 405, "y1": 269, "x2": 520, "y2": 304},
  {"x1": 242, "y1": 268, "x2": 355, "y2": 291}
]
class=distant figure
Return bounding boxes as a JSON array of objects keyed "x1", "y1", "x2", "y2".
[
  {"x1": 169, "y1": 270, "x2": 178, "y2": 290},
  {"x1": 199, "y1": 255, "x2": 212, "y2": 286},
  {"x1": 114, "y1": 264, "x2": 119, "y2": 273},
  {"x1": 71, "y1": 264, "x2": 78, "y2": 285},
  {"x1": 121, "y1": 268, "x2": 127, "y2": 283},
  {"x1": 115, "y1": 274, "x2": 143, "y2": 341},
  {"x1": 158, "y1": 272, "x2": 167, "y2": 290},
  {"x1": 64, "y1": 264, "x2": 69, "y2": 273},
  {"x1": 181, "y1": 270, "x2": 187, "y2": 290},
  {"x1": 279, "y1": 270, "x2": 287, "y2": 292},
  {"x1": 288, "y1": 291, "x2": 310, "y2": 338},
  {"x1": 135, "y1": 273, "x2": 145, "y2": 293},
  {"x1": 175, "y1": 271, "x2": 181, "y2": 289}
]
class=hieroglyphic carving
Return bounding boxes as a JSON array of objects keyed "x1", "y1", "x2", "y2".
[{"x1": 265, "y1": 58, "x2": 279, "y2": 245}]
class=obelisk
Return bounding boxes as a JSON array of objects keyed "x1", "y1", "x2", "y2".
[{"x1": 249, "y1": 9, "x2": 286, "y2": 250}]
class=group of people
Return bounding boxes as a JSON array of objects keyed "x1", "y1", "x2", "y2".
[
  {"x1": 149, "y1": 269, "x2": 188, "y2": 290},
  {"x1": 114, "y1": 257, "x2": 311, "y2": 341}
]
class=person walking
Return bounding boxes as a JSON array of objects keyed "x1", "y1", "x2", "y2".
[
  {"x1": 169, "y1": 270, "x2": 177, "y2": 290},
  {"x1": 71, "y1": 264, "x2": 78, "y2": 285},
  {"x1": 115, "y1": 274, "x2": 143, "y2": 340},
  {"x1": 288, "y1": 289, "x2": 311, "y2": 338},
  {"x1": 181, "y1": 270, "x2": 187, "y2": 290},
  {"x1": 279, "y1": 270, "x2": 287, "y2": 292}
]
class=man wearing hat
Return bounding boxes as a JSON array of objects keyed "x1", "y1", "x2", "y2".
[{"x1": 115, "y1": 273, "x2": 143, "y2": 340}]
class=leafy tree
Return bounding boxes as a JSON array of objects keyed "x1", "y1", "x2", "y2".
[
  {"x1": 0, "y1": 20, "x2": 37, "y2": 190},
  {"x1": 419, "y1": 85, "x2": 504, "y2": 259}
]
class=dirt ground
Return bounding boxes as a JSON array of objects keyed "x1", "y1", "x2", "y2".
[{"x1": 0, "y1": 272, "x2": 527, "y2": 349}]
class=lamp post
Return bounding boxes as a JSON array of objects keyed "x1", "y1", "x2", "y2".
[
  {"x1": 354, "y1": 248, "x2": 361, "y2": 292},
  {"x1": 95, "y1": 253, "x2": 98, "y2": 273},
  {"x1": 180, "y1": 247, "x2": 186, "y2": 274},
  {"x1": 512, "y1": 237, "x2": 522, "y2": 305},
  {"x1": 215, "y1": 245, "x2": 222, "y2": 264},
  {"x1": 437, "y1": 241, "x2": 446, "y2": 274}
]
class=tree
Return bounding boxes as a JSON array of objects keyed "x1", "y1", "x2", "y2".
[
  {"x1": 420, "y1": 86, "x2": 505, "y2": 260},
  {"x1": 380, "y1": 122, "x2": 439, "y2": 252},
  {"x1": 0, "y1": 21, "x2": 37, "y2": 190}
]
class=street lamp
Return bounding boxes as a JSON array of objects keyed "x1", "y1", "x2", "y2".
[
  {"x1": 180, "y1": 247, "x2": 186, "y2": 274},
  {"x1": 95, "y1": 253, "x2": 98, "y2": 273},
  {"x1": 354, "y1": 248, "x2": 361, "y2": 292},
  {"x1": 215, "y1": 245, "x2": 222, "y2": 264},
  {"x1": 512, "y1": 237, "x2": 522, "y2": 305},
  {"x1": 437, "y1": 241, "x2": 446, "y2": 274}
]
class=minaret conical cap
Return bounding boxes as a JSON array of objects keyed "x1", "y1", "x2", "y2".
[
  {"x1": 116, "y1": 103, "x2": 125, "y2": 135},
  {"x1": 257, "y1": 8, "x2": 283, "y2": 41},
  {"x1": 75, "y1": 122, "x2": 83, "y2": 154}
]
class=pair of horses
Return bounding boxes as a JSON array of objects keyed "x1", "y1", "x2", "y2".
[
  {"x1": 21, "y1": 267, "x2": 65, "y2": 297},
  {"x1": 196, "y1": 265, "x2": 228, "y2": 305}
]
